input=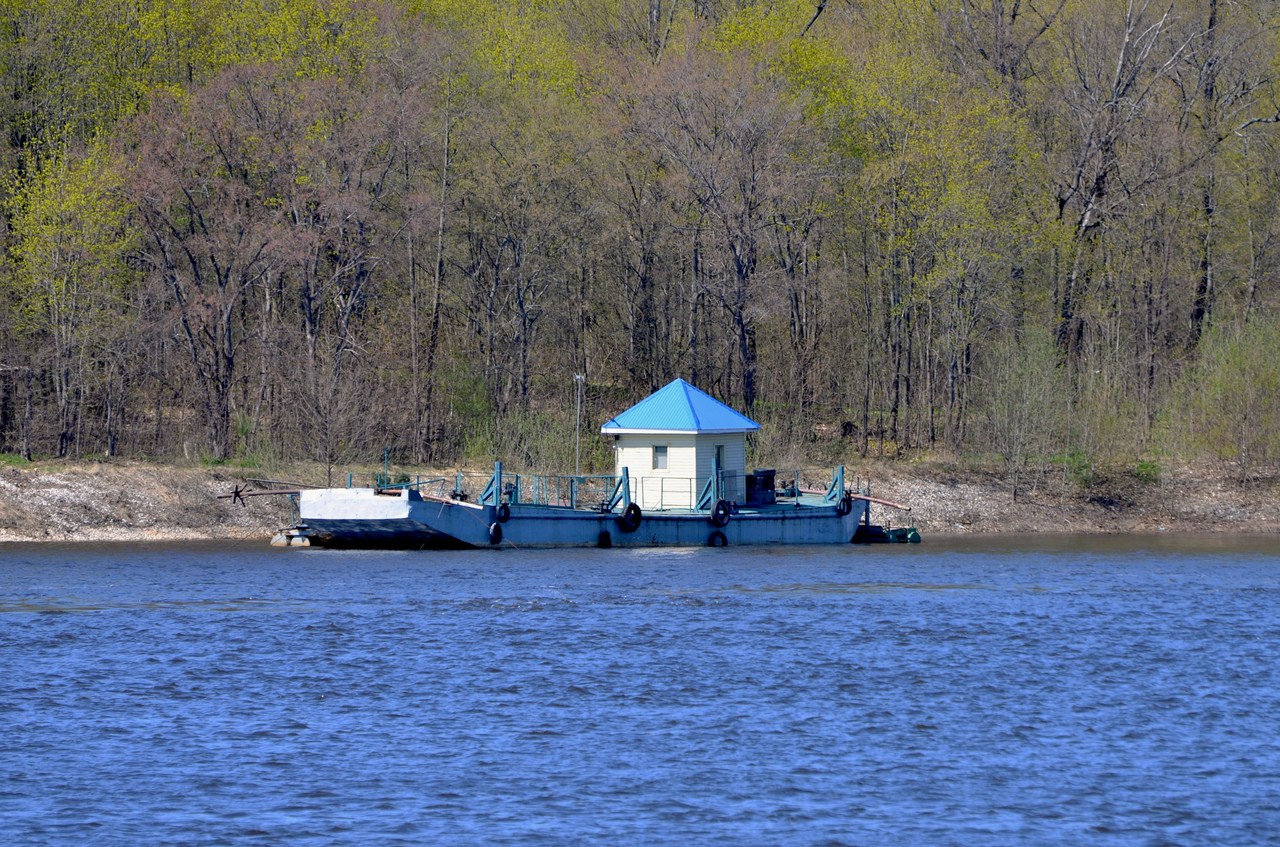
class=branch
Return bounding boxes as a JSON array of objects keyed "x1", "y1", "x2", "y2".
[
  {"x1": 800, "y1": 1, "x2": 826, "y2": 38},
  {"x1": 1236, "y1": 111, "x2": 1280, "y2": 135}
]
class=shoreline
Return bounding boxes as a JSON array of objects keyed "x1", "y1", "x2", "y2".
[{"x1": 0, "y1": 460, "x2": 1277, "y2": 543}]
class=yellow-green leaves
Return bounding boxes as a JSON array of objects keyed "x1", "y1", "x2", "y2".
[
  {"x1": 5, "y1": 139, "x2": 133, "y2": 339},
  {"x1": 713, "y1": 0, "x2": 814, "y2": 53},
  {"x1": 0, "y1": 0, "x2": 377, "y2": 151},
  {"x1": 1182, "y1": 316, "x2": 1280, "y2": 481},
  {"x1": 409, "y1": 0, "x2": 582, "y2": 97},
  {"x1": 250, "y1": 0, "x2": 377, "y2": 79}
]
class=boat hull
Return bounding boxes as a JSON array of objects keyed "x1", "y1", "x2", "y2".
[{"x1": 288, "y1": 487, "x2": 911, "y2": 549}]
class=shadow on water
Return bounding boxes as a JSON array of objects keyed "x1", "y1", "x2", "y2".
[
  {"x1": 0, "y1": 597, "x2": 290, "y2": 614},
  {"x1": 920, "y1": 531, "x2": 1280, "y2": 558},
  {"x1": 677, "y1": 581, "x2": 992, "y2": 596}
]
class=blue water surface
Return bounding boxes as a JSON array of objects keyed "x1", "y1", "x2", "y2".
[{"x1": 3, "y1": 535, "x2": 1279, "y2": 845}]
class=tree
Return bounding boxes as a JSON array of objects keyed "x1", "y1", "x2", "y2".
[
  {"x1": 4, "y1": 139, "x2": 134, "y2": 456},
  {"x1": 1181, "y1": 315, "x2": 1280, "y2": 482},
  {"x1": 372, "y1": 12, "x2": 478, "y2": 463},
  {"x1": 131, "y1": 67, "x2": 292, "y2": 460},
  {"x1": 931, "y1": 0, "x2": 1066, "y2": 103},
  {"x1": 626, "y1": 38, "x2": 809, "y2": 412},
  {"x1": 269, "y1": 69, "x2": 400, "y2": 473},
  {"x1": 982, "y1": 328, "x2": 1067, "y2": 498},
  {"x1": 1042, "y1": 0, "x2": 1188, "y2": 361},
  {"x1": 1171, "y1": 0, "x2": 1280, "y2": 345}
]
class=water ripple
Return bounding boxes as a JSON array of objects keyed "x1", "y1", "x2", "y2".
[{"x1": 2, "y1": 538, "x2": 1279, "y2": 845}]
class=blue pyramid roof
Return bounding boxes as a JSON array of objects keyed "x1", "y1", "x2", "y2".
[{"x1": 600, "y1": 379, "x2": 760, "y2": 434}]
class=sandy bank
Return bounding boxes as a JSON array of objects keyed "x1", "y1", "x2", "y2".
[
  {"x1": 0, "y1": 460, "x2": 1276, "y2": 543},
  {"x1": 0, "y1": 462, "x2": 290, "y2": 543}
]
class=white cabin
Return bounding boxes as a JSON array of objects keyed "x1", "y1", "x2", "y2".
[{"x1": 600, "y1": 379, "x2": 760, "y2": 510}]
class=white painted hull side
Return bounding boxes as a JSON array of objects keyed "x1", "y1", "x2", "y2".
[{"x1": 295, "y1": 488, "x2": 464, "y2": 549}]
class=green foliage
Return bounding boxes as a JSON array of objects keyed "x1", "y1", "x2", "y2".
[
  {"x1": 1069, "y1": 369, "x2": 1150, "y2": 466},
  {"x1": 712, "y1": 0, "x2": 813, "y2": 53},
  {"x1": 1134, "y1": 459, "x2": 1161, "y2": 484},
  {"x1": 408, "y1": 0, "x2": 581, "y2": 96},
  {"x1": 251, "y1": 0, "x2": 376, "y2": 78},
  {"x1": 0, "y1": 0, "x2": 1278, "y2": 474},
  {"x1": 2, "y1": 136, "x2": 135, "y2": 455},
  {"x1": 5, "y1": 139, "x2": 132, "y2": 337},
  {"x1": 1180, "y1": 317, "x2": 1280, "y2": 481},
  {"x1": 232, "y1": 411, "x2": 261, "y2": 464},
  {"x1": 981, "y1": 328, "x2": 1068, "y2": 497},
  {"x1": 1053, "y1": 448, "x2": 1095, "y2": 489}
]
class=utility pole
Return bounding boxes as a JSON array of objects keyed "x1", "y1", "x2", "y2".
[{"x1": 574, "y1": 373, "x2": 585, "y2": 475}]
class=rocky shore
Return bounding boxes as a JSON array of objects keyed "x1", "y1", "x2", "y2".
[
  {"x1": 869, "y1": 462, "x2": 1280, "y2": 536},
  {"x1": 0, "y1": 462, "x2": 292, "y2": 543},
  {"x1": 0, "y1": 459, "x2": 1276, "y2": 543}
]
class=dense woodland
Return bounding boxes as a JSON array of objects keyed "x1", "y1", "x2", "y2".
[{"x1": 2, "y1": 0, "x2": 1280, "y2": 485}]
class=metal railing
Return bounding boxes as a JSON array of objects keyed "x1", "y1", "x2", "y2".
[
  {"x1": 357, "y1": 463, "x2": 869, "y2": 512},
  {"x1": 632, "y1": 475, "x2": 698, "y2": 511}
]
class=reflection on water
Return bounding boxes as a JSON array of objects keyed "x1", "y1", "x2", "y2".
[
  {"x1": 740, "y1": 581, "x2": 992, "y2": 594},
  {"x1": 3, "y1": 535, "x2": 1279, "y2": 845},
  {"x1": 1, "y1": 597, "x2": 287, "y2": 614}
]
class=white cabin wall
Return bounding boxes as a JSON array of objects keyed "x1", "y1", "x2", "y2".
[
  {"x1": 610, "y1": 432, "x2": 752, "y2": 508},
  {"x1": 615, "y1": 434, "x2": 699, "y2": 509},
  {"x1": 694, "y1": 434, "x2": 747, "y2": 502}
]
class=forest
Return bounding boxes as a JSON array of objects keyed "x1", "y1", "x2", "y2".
[{"x1": 1, "y1": 0, "x2": 1279, "y2": 486}]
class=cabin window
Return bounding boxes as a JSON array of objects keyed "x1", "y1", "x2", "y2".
[{"x1": 653, "y1": 445, "x2": 668, "y2": 470}]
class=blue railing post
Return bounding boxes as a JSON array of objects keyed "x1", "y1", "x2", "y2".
[
  {"x1": 696, "y1": 475, "x2": 714, "y2": 510},
  {"x1": 824, "y1": 465, "x2": 845, "y2": 504},
  {"x1": 608, "y1": 468, "x2": 631, "y2": 511},
  {"x1": 480, "y1": 461, "x2": 502, "y2": 506},
  {"x1": 697, "y1": 454, "x2": 723, "y2": 510}
]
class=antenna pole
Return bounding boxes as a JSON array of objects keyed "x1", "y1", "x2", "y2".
[{"x1": 574, "y1": 373, "x2": 585, "y2": 475}]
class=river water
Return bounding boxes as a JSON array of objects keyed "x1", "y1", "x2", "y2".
[{"x1": 3, "y1": 536, "x2": 1279, "y2": 845}]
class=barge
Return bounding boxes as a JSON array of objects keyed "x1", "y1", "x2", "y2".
[{"x1": 273, "y1": 379, "x2": 918, "y2": 549}]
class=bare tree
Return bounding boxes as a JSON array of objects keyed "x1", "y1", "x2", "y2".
[
  {"x1": 131, "y1": 66, "x2": 290, "y2": 459},
  {"x1": 626, "y1": 42, "x2": 808, "y2": 412},
  {"x1": 1048, "y1": 0, "x2": 1188, "y2": 360}
]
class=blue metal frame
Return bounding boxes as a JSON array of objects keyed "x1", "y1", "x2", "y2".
[
  {"x1": 480, "y1": 461, "x2": 503, "y2": 506},
  {"x1": 695, "y1": 454, "x2": 723, "y2": 510},
  {"x1": 824, "y1": 465, "x2": 846, "y2": 504},
  {"x1": 607, "y1": 468, "x2": 631, "y2": 511}
]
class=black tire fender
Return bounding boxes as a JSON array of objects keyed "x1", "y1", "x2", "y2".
[
  {"x1": 708, "y1": 530, "x2": 728, "y2": 547},
  {"x1": 488, "y1": 522, "x2": 503, "y2": 545},
  {"x1": 617, "y1": 502, "x2": 642, "y2": 533},
  {"x1": 710, "y1": 499, "x2": 731, "y2": 528},
  {"x1": 836, "y1": 495, "x2": 853, "y2": 517},
  {"x1": 496, "y1": 502, "x2": 511, "y2": 523}
]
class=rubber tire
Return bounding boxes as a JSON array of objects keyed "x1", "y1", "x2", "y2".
[
  {"x1": 488, "y1": 522, "x2": 503, "y2": 545},
  {"x1": 836, "y1": 495, "x2": 853, "y2": 516},
  {"x1": 710, "y1": 499, "x2": 731, "y2": 528},
  {"x1": 597, "y1": 530, "x2": 613, "y2": 549},
  {"x1": 708, "y1": 530, "x2": 728, "y2": 547},
  {"x1": 617, "y1": 502, "x2": 642, "y2": 533},
  {"x1": 496, "y1": 502, "x2": 511, "y2": 523}
]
